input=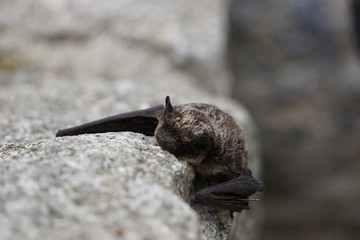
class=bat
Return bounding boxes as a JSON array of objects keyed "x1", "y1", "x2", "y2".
[{"x1": 56, "y1": 96, "x2": 264, "y2": 212}]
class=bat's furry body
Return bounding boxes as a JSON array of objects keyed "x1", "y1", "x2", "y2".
[{"x1": 155, "y1": 103, "x2": 247, "y2": 179}]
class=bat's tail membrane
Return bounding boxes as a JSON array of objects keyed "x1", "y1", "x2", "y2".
[{"x1": 56, "y1": 105, "x2": 165, "y2": 137}]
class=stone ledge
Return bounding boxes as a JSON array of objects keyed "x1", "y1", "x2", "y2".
[{"x1": 1, "y1": 133, "x2": 200, "y2": 240}]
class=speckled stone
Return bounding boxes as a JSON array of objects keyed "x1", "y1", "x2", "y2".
[
  {"x1": 0, "y1": 132, "x2": 199, "y2": 240},
  {"x1": 0, "y1": 75, "x2": 262, "y2": 240}
]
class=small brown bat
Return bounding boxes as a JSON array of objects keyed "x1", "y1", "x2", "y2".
[{"x1": 56, "y1": 96, "x2": 264, "y2": 212}]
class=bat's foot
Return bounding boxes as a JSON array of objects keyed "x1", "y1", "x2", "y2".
[{"x1": 193, "y1": 173, "x2": 264, "y2": 212}]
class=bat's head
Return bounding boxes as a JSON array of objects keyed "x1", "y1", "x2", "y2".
[{"x1": 154, "y1": 96, "x2": 214, "y2": 165}]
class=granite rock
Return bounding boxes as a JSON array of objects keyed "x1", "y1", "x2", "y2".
[
  {"x1": 0, "y1": 133, "x2": 199, "y2": 240},
  {"x1": 0, "y1": 0, "x2": 231, "y2": 95},
  {"x1": 0, "y1": 75, "x2": 262, "y2": 240}
]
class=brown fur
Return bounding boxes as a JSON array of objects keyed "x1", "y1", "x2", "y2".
[{"x1": 154, "y1": 102, "x2": 248, "y2": 180}]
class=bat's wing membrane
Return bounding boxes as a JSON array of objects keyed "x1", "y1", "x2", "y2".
[
  {"x1": 194, "y1": 173, "x2": 264, "y2": 212},
  {"x1": 56, "y1": 105, "x2": 164, "y2": 137}
]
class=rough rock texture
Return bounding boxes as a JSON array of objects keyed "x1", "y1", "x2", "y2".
[
  {"x1": 228, "y1": 0, "x2": 360, "y2": 239},
  {"x1": 0, "y1": 0, "x2": 231, "y2": 95},
  {"x1": 0, "y1": 76, "x2": 262, "y2": 240},
  {"x1": 0, "y1": 0, "x2": 264, "y2": 239},
  {"x1": 0, "y1": 133, "x2": 198, "y2": 240}
]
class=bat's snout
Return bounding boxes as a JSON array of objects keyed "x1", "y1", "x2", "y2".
[{"x1": 154, "y1": 128, "x2": 180, "y2": 155}]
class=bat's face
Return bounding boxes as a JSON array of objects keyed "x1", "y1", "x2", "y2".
[
  {"x1": 154, "y1": 116, "x2": 182, "y2": 156},
  {"x1": 154, "y1": 97, "x2": 213, "y2": 166}
]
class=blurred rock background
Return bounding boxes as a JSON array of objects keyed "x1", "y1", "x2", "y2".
[
  {"x1": 228, "y1": 0, "x2": 360, "y2": 239},
  {"x1": 0, "y1": 0, "x2": 231, "y2": 95}
]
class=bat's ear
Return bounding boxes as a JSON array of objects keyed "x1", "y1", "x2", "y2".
[{"x1": 164, "y1": 96, "x2": 173, "y2": 113}]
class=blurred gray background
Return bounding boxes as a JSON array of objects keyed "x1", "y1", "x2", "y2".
[
  {"x1": 1, "y1": 0, "x2": 359, "y2": 240},
  {"x1": 228, "y1": 0, "x2": 360, "y2": 240}
]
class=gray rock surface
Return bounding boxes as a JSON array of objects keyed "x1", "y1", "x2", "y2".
[
  {"x1": 0, "y1": 0, "x2": 264, "y2": 239},
  {"x1": 0, "y1": 0, "x2": 231, "y2": 95},
  {"x1": 0, "y1": 133, "x2": 198, "y2": 240},
  {"x1": 0, "y1": 75, "x2": 262, "y2": 240}
]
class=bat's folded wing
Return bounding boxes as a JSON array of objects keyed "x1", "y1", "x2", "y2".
[
  {"x1": 56, "y1": 105, "x2": 164, "y2": 137},
  {"x1": 194, "y1": 173, "x2": 264, "y2": 212}
]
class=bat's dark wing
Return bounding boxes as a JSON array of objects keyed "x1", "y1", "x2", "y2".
[
  {"x1": 194, "y1": 172, "x2": 264, "y2": 212},
  {"x1": 56, "y1": 105, "x2": 165, "y2": 137}
]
